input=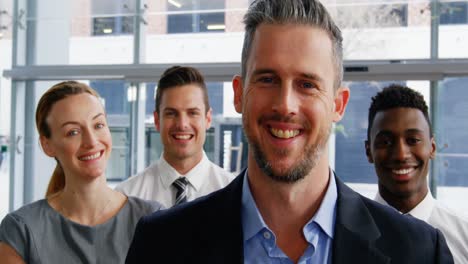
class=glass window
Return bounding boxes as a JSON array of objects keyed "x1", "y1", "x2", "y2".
[
  {"x1": 440, "y1": 1, "x2": 467, "y2": 25},
  {"x1": 92, "y1": 0, "x2": 135, "y2": 36},
  {"x1": 439, "y1": 1, "x2": 468, "y2": 58},
  {"x1": 0, "y1": 0, "x2": 13, "y2": 220},
  {"x1": 144, "y1": 0, "x2": 246, "y2": 64},
  {"x1": 329, "y1": 0, "x2": 431, "y2": 60},
  {"x1": 25, "y1": 0, "x2": 135, "y2": 65},
  {"x1": 436, "y1": 77, "x2": 468, "y2": 216},
  {"x1": 167, "y1": 0, "x2": 225, "y2": 33}
]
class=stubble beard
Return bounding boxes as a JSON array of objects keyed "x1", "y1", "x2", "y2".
[{"x1": 244, "y1": 116, "x2": 332, "y2": 184}]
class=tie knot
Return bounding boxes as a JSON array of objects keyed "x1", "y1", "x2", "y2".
[
  {"x1": 173, "y1": 177, "x2": 189, "y2": 205},
  {"x1": 173, "y1": 177, "x2": 188, "y2": 192}
]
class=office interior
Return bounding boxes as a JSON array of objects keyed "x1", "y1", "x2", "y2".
[{"x1": 1, "y1": 0, "x2": 468, "y2": 220}]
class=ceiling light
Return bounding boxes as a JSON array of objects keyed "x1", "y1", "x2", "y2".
[
  {"x1": 168, "y1": 0, "x2": 182, "y2": 8},
  {"x1": 207, "y1": 24, "x2": 225, "y2": 30}
]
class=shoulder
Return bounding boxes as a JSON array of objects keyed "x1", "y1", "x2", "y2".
[
  {"x1": 127, "y1": 178, "x2": 243, "y2": 262},
  {"x1": 432, "y1": 202, "x2": 468, "y2": 225},
  {"x1": 430, "y1": 202, "x2": 468, "y2": 242},
  {"x1": 0, "y1": 200, "x2": 51, "y2": 260},
  {"x1": 336, "y1": 181, "x2": 448, "y2": 252},
  {"x1": 126, "y1": 196, "x2": 164, "y2": 214},
  {"x1": 137, "y1": 175, "x2": 242, "y2": 235},
  {"x1": 207, "y1": 161, "x2": 236, "y2": 180},
  {"x1": 3, "y1": 200, "x2": 50, "y2": 224},
  {"x1": 116, "y1": 163, "x2": 159, "y2": 190}
]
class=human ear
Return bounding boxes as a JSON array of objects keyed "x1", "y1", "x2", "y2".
[
  {"x1": 332, "y1": 86, "x2": 350, "y2": 122},
  {"x1": 205, "y1": 108, "x2": 213, "y2": 129},
  {"x1": 365, "y1": 140, "x2": 374, "y2": 163},
  {"x1": 232, "y1": 75, "x2": 243, "y2": 114},
  {"x1": 40, "y1": 135, "x2": 55, "y2": 158},
  {"x1": 430, "y1": 137, "x2": 436, "y2": 159},
  {"x1": 154, "y1": 111, "x2": 161, "y2": 132}
]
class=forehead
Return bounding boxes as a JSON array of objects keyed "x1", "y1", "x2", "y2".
[
  {"x1": 47, "y1": 93, "x2": 104, "y2": 123},
  {"x1": 160, "y1": 84, "x2": 206, "y2": 110},
  {"x1": 370, "y1": 107, "x2": 430, "y2": 136},
  {"x1": 247, "y1": 23, "x2": 335, "y2": 82}
]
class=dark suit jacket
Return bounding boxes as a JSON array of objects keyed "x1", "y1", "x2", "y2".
[{"x1": 126, "y1": 171, "x2": 453, "y2": 264}]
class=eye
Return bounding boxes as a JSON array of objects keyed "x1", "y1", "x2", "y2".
[
  {"x1": 165, "y1": 111, "x2": 176, "y2": 117},
  {"x1": 407, "y1": 137, "x2": 421, "y2": 145},
  {"x1": 298, "y1": 80, "x2": 317, "y2": 89},
  {"x1": 95, "y1": 123, "x2": 105, "y2": 129},
  {"x1": 375, "y1": 137, "x2": 392, "y2": 148},
  {"x1": 67, "y1": 129, "x2": 80, "y2": 137},
  {"x1": 254, "y1": 75, "x2": 277, "y2": 85}
]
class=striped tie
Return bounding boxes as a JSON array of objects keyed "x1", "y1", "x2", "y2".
[{"x1": 173, "y1": 177, "x2": 189, "y2": 205}]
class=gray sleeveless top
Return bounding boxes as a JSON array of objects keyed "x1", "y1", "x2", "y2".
[{"x1": 0, "y1": 196, "x2": 162, "y2": 264}]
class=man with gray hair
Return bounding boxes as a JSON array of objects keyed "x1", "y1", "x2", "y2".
[{"x1": 126, "y1": 1, "x2": 453, "y2": 263}]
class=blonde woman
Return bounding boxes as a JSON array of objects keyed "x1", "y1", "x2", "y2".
[{"x1": 0, "y1": 81, "x2": 162, "y2": 263}]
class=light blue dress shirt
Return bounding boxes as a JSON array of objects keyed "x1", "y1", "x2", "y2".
[{"x1": 241, "y1": 170, "x2": 337, "y2": 264}]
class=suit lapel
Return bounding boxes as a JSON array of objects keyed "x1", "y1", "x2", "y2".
[
  {"x1": 205, "y1": 171, "x2": 245, "y2": 263},
  {"x1": 332, "y1": 176, "x2": 390, "y2": 264}
]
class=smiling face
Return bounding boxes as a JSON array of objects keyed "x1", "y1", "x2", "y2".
[
  {"x1": 155, "y1": 84, "x2": 212, "y2": 167},
  {"x1": 40, "y1": 93, "x2": 112, "y2": 181},
  {"x1": 366, "y1": 107, "x2": 436, "y2": 201},
  {"x1": 233, "y1": 23, "x2": 349, "y2": 183}
]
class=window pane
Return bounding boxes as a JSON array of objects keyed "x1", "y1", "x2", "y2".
[
  {"x1": 27, "y1": 0, "x2": 135, "y2": 65},
  {"x1": 0, "y1": 0, "x2": 13, "y2": 220},
  {"x1": 329, "y1": 0, "x2": 431, "y2": 60},
  {"x1": 435, "y1": 77, "x2": 468, "y2": 216},
  {"x1": 145, "y1": 0, "x2": 243, "y2": 63},
  {"x1": 439, "y1": 1, "x2": 468, "y2": 58}
]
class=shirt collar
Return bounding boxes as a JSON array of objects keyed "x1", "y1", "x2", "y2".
[
  {"x1": 241, "y1": 169, "x2": 337, "y2": 242},
  {"x1": 159, "y1": 151, "x2": 209, "y2": 192},
  {"x1": 306, "y1": 170, "x2": 337, "y2": 239},
  {"x1": 241, "y1": 171, "x2": 268, "y2": 241},
  {"x1": 375, "y1": 189, "x2": 435, "y2": 221}
]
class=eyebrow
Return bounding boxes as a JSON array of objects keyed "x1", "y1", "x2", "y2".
[
  {"x1": 60, "y1": 113, "x2": 105, "y2": 127},
  {"x1": 163, "y1": 107, "x2": 202, "y2": 112},
  {"x1": 374, "y1": 128, "x2": 425, "y2": 137},
  {"x1": 251, "y1": 68, "x2": 324, "y2": 83}
]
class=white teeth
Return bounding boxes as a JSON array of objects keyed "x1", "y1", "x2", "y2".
[
  {"x1": 392, "y1": 168, "x2": 414, "y2": 175},
  {"x1": 79, "y1": 152, "x2": 101, "y2": 161},
  {"x1": 270, "y1": 128, "x2": 300, "y2": 139},
  {"x1": 174, "y1": 135, "x2": 191, "y2": 140}
]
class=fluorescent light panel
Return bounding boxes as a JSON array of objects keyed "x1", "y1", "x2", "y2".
[
  {"x1": 168, "y1": 0, "x2": 182, "y2": 8},
  {"x1": 207, "y1": 24, "x2": 225, "y2": 30}
]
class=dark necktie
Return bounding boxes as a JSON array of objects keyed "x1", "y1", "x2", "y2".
[{"x1": 173, "y1": 177, "x2": 189, "y2": 205}]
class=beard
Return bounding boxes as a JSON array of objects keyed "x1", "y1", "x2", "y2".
[{"x1": 244, "y1": 114, "x2": 332, "y2": 183}]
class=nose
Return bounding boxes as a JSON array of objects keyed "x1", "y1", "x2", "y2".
[
  {"x1": 272, "y1": 81, "x2": 299, "y2": 116},
  {"x1": 392, "y1": 139, "x2": 411, "y2": 161},
  {"x1": 82, "y1": 129, "x2": 98, "y2": 148},
  {"x1": 175, "y1": 113, "x2": 190, "y2": 130}
]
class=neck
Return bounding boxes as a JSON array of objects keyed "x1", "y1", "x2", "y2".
[
  {"x1": 164, "y1": 151, "x2": 203, "y2": 175},
  {"x1": 379, "y1": 186, "x2": 428, "y2": 214},
  {"x1": 49, "y1": 173, "x2": 124, "y2": 226},
  {"x1": 247, "y1": 152, "x2": 330, "y2": 262}
]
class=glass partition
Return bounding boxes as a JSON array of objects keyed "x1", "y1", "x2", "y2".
[{"x1": 0, "y1": 0, "x2": 13, "y2": 220}]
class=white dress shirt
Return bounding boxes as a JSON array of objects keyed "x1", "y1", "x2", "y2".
[
  {"x1": 375, "y1": 191, "x2": 468, "y2": 264},
  {"x1": 116, "y1": 152, "x2": 235, "y2": 208}
]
